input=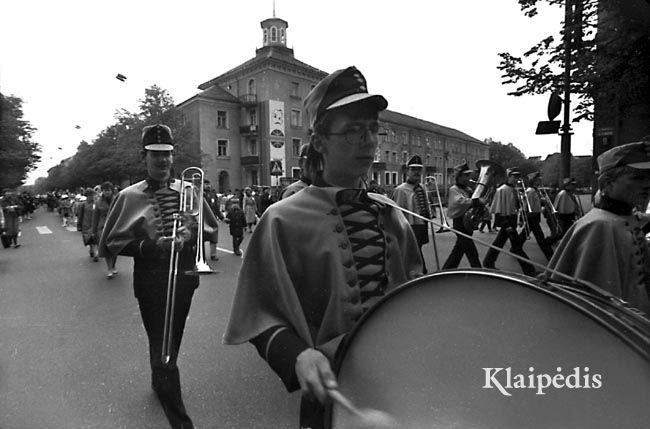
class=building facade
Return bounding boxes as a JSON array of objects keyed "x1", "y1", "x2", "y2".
[{"x1": 178, "y1": 15, "x2": 488, "y2": 194}]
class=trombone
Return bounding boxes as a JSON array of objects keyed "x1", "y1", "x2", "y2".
[
  {"x1": 515, "y1": 179, "x2": 532, "y2": 239},
  {"x1": 162, "y1": 167, "x2": 216, "y2": 365},
  {"x1": 539, "y1": 187, "x2": 560, "y2": 236},
  {"x1": 425, "y1": 175, "x2": 450, "y2": 231}
]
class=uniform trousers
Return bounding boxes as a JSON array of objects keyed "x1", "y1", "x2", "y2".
[
  {"x1": 519, "y1": 213, "x2": 554, "y2": 261},
  {"x1": 410, "y1": 224, "x2": 429, "y2": 274},
  {"x1": 483, "y1": 215, "x2": 536, "y2": 276},
  {"x1": 442, "y1": 217, "x2": 482, "y2": 269},
  {"x1": 135, "y1": 267, "x2": 197, "y2": 429}
]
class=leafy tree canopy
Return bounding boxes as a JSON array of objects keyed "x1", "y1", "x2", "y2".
[
  {"x1": 0, "y1": 93, "x2": 41, "y2": 189},
  {"x1": 39, "y1": 85, "x2": 200, "y2": 191},
  {"x1": 498, "y1": 0, "x2": 650, "y2": 123}
]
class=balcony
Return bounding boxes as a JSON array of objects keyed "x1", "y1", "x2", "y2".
[
  {"x1": 240, "y1": 156, "x2": 260, "y2": 166},
  {"x1": 239, "y1": 124, "x2": 258, "y2": 136},
  {"x1": 239, "y1": 93, "x2": 257, "y2": 106}
]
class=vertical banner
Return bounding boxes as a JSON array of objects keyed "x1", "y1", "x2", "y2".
[{"x1": 268, "y1": 99, "x2": 286, "y2": 177}]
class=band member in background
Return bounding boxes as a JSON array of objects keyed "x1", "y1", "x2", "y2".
[
  {"x1": 223, "y1": 66, "x2": 423, "y2": 429},
  {"x1": 392, "y1": 154, "x2": 432, "y2": 273},
  {"x1": 442, "y1": 162, "x2": 483, "y2": 269},
  {"x1": 280, "y1": 144, "x2": 312, "y2": 200},
  {"x1": 521, "y1": 171, "x2": 554, "y2": 261},
  {"x1": 554, "y1": 177, "x2": 581, "y2": 238},
  {"x1": 203, "y1": 180, "x2": 224, "y2": 261},
  {"x1": 482, "y1": 167, "x2": 536, "y2": 276},
  {"x1": 548, "y1": 140, "x2": 650, "y2": 315},
  {"x1": 100, "y1": 124, "x2": 218, "y2": 429}
]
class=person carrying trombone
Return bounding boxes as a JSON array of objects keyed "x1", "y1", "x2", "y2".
[
  {"x1": 99, "y1": 124, "x2": 218, "y2": 429},
  {"x1": 482, "y1": 167, "x2": 536, "y2": 276},
  {"x1": 519, "y1": 171, "x2": 554, "y2": 261},
  {"x1": 442, "y1": 162, "x2": 483, "y2": 269}
]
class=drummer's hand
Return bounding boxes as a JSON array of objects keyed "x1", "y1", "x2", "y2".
[
  {"x1": 156, "y1": 235, "x2": 174, "y2": 252},
  {"x1": 174, "y1": 226, "x2": 192, "y2": 251},
  {"x1": 295, "y1": 348, "x2": 337, "y2": 403}
]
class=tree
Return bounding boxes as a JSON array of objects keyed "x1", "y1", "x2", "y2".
[
  {"x1": 486, "y1": 138, "x2": 541, "y2": 176},
  {"x1": 39, "y1": 85, "x2": 201, "y2": 190},
  {"x1": 497, "y1": 0, "x2": 650, "y2": 124},
  {"x1": 0, "y1": 93, "x2": 41, "y2": 188}
]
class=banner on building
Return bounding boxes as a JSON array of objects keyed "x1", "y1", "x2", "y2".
[{"x1": 268, "y1": 100, "x2": 286, "y2": 176}]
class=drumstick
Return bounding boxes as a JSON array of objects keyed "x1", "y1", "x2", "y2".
[{"x1": 327, "y1": 388, "x2": 399, "y2": 428}]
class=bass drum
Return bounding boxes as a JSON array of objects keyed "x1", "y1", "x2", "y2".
[{"x1": 329, "y1": 270, "x2": 650, "y2": 429}]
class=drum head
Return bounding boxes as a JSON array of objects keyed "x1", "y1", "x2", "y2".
[{"x1": 331, "y1": 270, "x2": 650, "y2": 429}]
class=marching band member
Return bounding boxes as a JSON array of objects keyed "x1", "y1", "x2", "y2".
[
  {"x1": 223, "y1": 66, "x2": 423, "y2": 429},
  {"x1": 392, "y1": 154, "x2": 432, "y2": 273},
  {"x1": 548, "y1": 140, "x2": 650, "y2": 315},
  {"x1": 482, "y1": 167, "x2": 536, "y2": 276},
  {"x1": 280, "y1": 144, "x2": 312, "y2": 199},
  {"x1": 520, "y1": 171, "x2": 554, "y2": 260},
  {"x1": 442, "y1": 162, "x2": 483, "y2": 268},
  {"x1": 99, "y1": 124, "x2": 218, "y2": 429},
  {"x1": 554, "y1": 177, "x2": 581, "y2": 238}
]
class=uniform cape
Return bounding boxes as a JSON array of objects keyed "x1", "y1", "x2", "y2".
[
  {"x1": 99, "y1": 179, "x2": 219, "y2": 258},
  {"x1": 223, "y1": 186, "x2": 424, "y2": 359},
  {"x1": 392, "y1": 182, "x2": 430, "y2": 225},
  {"x1": 548, "y1": 208, "x2": 650, "y2": 315}
]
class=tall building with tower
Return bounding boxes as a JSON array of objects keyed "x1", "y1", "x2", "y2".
[{"x1": 178, "y1": 13, "x2": 488, "y2": 193}]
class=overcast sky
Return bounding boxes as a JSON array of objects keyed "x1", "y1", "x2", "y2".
[{"x1": 1, "y1": 0, "x2": 593, "y2": 184}]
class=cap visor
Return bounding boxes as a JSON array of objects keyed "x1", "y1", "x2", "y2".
[
  {"x1": 628, "y1": 161, "x2": 650, "y2": 169},
  {"x1": 408, "y1": 164, "x2": 424, "y2": 168},
  {"x1": 144, "y1": 143, "x2": 174, "y2": 151},
  {"x1": 327, "y1": 93, "x2": 388, "y2": 111}
]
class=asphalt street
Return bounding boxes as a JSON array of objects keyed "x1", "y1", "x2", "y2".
[{"x1": 0, "y1": 200, "x2": 588, "y2": 428}]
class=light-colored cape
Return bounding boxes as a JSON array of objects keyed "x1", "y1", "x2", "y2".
[
  {"x1": 392, "y1": 181, "x2": 430, "y2": 225},
  {"x1": 223, "y1": 186, "x2": 424, "y2": 358},
  {"x1": 99, "y1": 179, "x2": 218, "y2": 257},
  {"x1": 548, "y1": 207, "x2": 650, "y2": 315}
]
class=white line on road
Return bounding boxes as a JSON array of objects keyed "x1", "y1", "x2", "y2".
[
  {"x1": 66, "y1": 226, "x2": 77, "y2": 232},
  {"x1": 36, "y1": 226, "x2": 53, "y2": 234}
]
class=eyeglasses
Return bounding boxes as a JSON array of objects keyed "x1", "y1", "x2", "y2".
[{"x1": 321, "y1": 122, "x2": 387, "y2": 144}]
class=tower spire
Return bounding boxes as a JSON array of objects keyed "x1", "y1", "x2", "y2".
[{"x1": 273, "y1": 0, "x2": 276, "y2": 17}]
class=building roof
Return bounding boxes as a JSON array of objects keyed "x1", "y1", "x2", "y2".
[
  {"x1": 198, "y1": 45, "x2": 327, "y2": 90},
  {"x1": 177, "y1": 84, "x2": 241, "y2": 108},
  {"x1": 379, "y1": 110, "x2": 486, "y2": 145}
]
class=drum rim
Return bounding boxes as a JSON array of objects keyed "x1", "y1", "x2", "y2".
[{"x1": 334, "y1": 269, "x2": 649, "y2": 376}]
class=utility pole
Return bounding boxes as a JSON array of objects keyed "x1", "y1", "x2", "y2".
[{"x1": 560, "y1": 0, "x2": 575, "y2": 179}]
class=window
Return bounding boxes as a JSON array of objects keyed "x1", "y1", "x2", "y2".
[
  {"x1": 384, "y1": 172, "x2": 391, "y2": 185},
  {"x1": 292, "y1": 138, "x2": 302, "y2": 156},
  {"x1": 292, "y1": 167, "x2": 301, "y2": 179},
  {"x1": 248, "y1": 79, "x2": 256, "y2": 96},
  {"x1": 392, "y1": 171, "x2": 398, "y2": 184},
  {"x1": 385, "y1": 150, "x2": 390, "y2": 163},
  {"x1": 402, "y1": 131, "x2": 407, "y2": 145},
  {"x1": 392, "y1": 151, "x2": 397, "y2": 164},
  {"x1": 280, "y1": 28, "x2": 286, "y2": 43},
  {"x1": 263, "y1": 29, "x2": 268, "y2": 45},
  {"x1": 271, "y1": 26, "x2": 277, "y2": 42},
  {"x1": 217, "y1": 139, "x2": 228, "y2": 157},
  {"x1": 249, "y1": 139, "x2": 257, "y2": 155},
  {"x1": 290, "y1": 109, "x2": 302, "y2": 127},
  {"x1": 251, "y1": 170, "x2": 258, "y2": 186},
  {"x1": 374, "y1": 148, "x2": 381, "y2": 162},
  {"x1": 249, "y1": 109, "x2": 257, "y2": 126},
  {"x1": 426, "y1": 154, "x2": 431, "y2": 165},
  {"x1": 402, "y1": 151, "x2": 408, "y2": 164},
  {"x1": 216, "y1": 111, "x2": 227, "y2": 128},
  {"x1": 291, "y1": 82, "x2": 299, "y2": 97}
]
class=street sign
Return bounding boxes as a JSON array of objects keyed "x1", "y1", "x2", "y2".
[
  {"x1": 270, "y1": 160, "x2": 283, "y2": 176},
  {"x1": 535, "y1": 120, "x2": 561, "y2": 135}
]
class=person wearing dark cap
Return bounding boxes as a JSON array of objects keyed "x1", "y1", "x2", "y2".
[
  {"x1": 482, "y1": 167, "x2": 536, "y2": 276},
  {"x1": 392, "y1": 154, "x2": 433, "y2": 273},
  {"x1": 280, "y1": 143, "x2": 312, "y2": 199},
  {"x1": 99, "y1": 124, "x2": 218, "y2": 428},
  {"x1": 223, "y1": 66, "x2": 423, "y2": 429},
  {"x1": 520, "y1": 171, "x2": 554, "y2": 261},
  {"x1": 547, "y1": 140, "x2": 650, "y2": 315},
  {"x1": 442, "y1": 162, "x2": 483, "y2": 268},
  {"x1": 553, "y1": 177, "x2": 582, "y2": 239}
]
